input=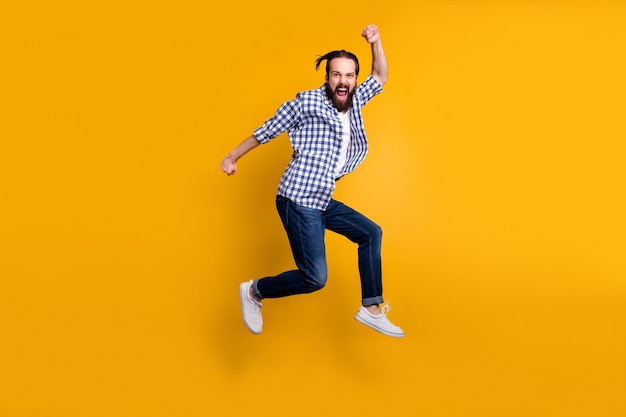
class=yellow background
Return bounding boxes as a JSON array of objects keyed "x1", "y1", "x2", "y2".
[{"x1": 1, "y1": 1, "x2": 625, "y2": 416}]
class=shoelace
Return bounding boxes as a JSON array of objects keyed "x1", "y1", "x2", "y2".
[
  {"x1": 251, "y1": 296, "x2": 262, "y2": 308},
  {"x1": 380, "y1": 303, "x2": 402, "y2": 331},
  {"x1": 247, "y1": 290, "x2": 262, "y2": 308},
  {"x1": 381, "y1": 303, "x2": 391, "y2": 315}
]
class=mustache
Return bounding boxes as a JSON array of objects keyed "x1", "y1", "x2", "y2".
[{"x1": 324, "y1": 82, "x2": 354, "y2": 112}]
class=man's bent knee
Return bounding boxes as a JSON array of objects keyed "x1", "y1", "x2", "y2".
[
  {"x1": 372, "y1": 223, "x2": 383, "y2": 242},
  {"x1": 297, "y1": 268, "x2": 328, "y2": 293},
  {"x1": 364, "y1": 223, "x2": 383, "y2": 248}
]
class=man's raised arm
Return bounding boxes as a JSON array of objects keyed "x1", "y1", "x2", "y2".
[{"x1": 362, "y1": 24, "x2": 388, "y2": 86}]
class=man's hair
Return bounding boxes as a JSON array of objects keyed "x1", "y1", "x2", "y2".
[{"x1": 315, "y1": 50, "x2": 360, "y2": 76}]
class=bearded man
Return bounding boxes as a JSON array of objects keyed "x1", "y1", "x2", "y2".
[{"x1": 220, "y1": 24, "x2": 404, "y2": 338}]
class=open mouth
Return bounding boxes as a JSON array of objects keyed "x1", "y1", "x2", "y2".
[{"x1": 335, "y1": 85, "x2": 349, "y2": 99}]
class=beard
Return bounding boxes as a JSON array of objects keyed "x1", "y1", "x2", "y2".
[{"x1": 325, "y1": 83, "x2": 355, "y2": 112}]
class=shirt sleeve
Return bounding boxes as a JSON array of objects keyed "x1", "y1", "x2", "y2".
[
  {"x1": 253, "y1": 96, "x2": 302, "y2": 144},
  {"x1": 355, "y1": 75, "x2": 383, "y2": 106}
]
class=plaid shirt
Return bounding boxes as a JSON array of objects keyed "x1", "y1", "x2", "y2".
[{"x1": 253, "y1": 75, "x2": 383, "y2": 210}]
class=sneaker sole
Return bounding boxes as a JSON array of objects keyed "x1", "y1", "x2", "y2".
[
  {"x1": 355, "y1": 314, "x2": 404, "y2": 338},
  {"x1": 240, "y1": 282, "x2": 262, "y2": 335}
]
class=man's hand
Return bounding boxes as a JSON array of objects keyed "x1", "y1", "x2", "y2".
[
  {"x1": 220, "y1": 136, "x2": 261, "y2": 176},
  {"x1": 221, "y1": 155, "x2": 237, "y2": 176},
  {"x1": 362, "y1": 24, "x2": 388, "y2": 85},
  {"x1": 361, "y1": 24, "x2": 381, "y2": 44}
]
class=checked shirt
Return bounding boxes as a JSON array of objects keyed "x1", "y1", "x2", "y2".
[{"x1": 253, "y1": 75, "x2": 383, "y2": 211}]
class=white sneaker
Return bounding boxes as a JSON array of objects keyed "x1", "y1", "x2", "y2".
[
  {"x1": 240, "y1": 280, "x2": 263, "y2": 334},
  {"x1": 355, "y1": 304, "x2": 404, "y2": 338}
]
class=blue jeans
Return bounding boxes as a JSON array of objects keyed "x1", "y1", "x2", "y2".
[{"x1": 252, "y1": 196, "x2": 384, "y2": 307}]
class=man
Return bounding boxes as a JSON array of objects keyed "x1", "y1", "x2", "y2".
[{"x1": 220, "y1": 25, "x2": 404, "y2": 338}]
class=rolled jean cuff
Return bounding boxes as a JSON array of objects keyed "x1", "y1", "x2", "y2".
[
  {"x1": 362, "y1": 296, "x2": 384, "y2": 307},
  {"x1": 252, "y1": 280, "x2": 264, "y2": 300}
]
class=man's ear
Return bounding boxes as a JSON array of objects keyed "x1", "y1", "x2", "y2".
[{"x1": 325, "y1": 74, "x2": 328, "y2": 83}]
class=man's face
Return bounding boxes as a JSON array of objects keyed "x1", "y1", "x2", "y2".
[{"x1": 325, "y1": 57, "x2": 357, "y2": 112}]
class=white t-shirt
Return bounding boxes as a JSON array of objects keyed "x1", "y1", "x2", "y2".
[{"x1": 335, "y1": 110, "x2": 351, "y2": 178}]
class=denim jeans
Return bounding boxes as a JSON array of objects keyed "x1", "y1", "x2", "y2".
[{"x1": 252, "y1": 196, "x2": 384, "y2": 307}]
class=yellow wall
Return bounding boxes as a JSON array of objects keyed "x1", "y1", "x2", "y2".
[{"x1": 2, "y1": 1, "x2": 625, "y2": 416}]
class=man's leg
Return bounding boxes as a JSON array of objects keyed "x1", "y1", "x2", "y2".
[
  {"x1": 240, "y1": 196, "x2": 328, "y2": 334},
  {"x1": 254, "y1": 196, "x2": 328, "y2": 299},
  {"x1": 324, "y1": 199, "x2": 404, "y2": 337},
  {"x1": 323, "y1": 199, "x2": 384, "y2": 306}
]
